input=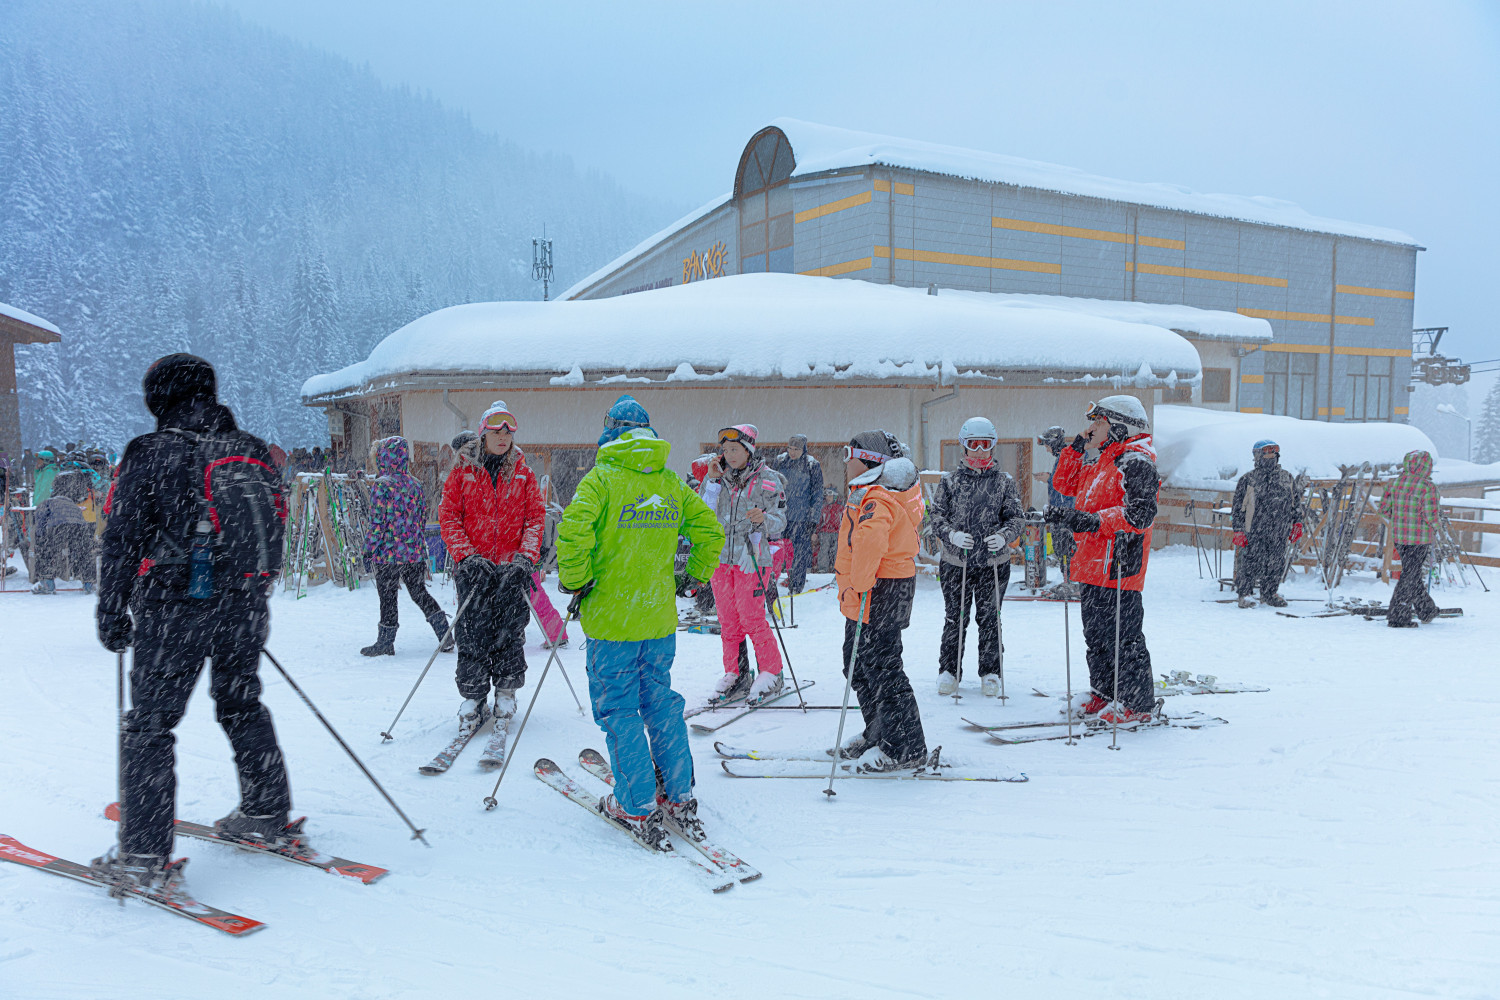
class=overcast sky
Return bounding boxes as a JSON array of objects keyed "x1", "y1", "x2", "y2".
[{"x1": 213, "y1": 0, "x2": 1499, "y2": 395}]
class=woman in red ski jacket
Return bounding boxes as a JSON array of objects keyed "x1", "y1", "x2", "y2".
[
  {"x1": 438, "y1": 400, "x2": 546, "y2": 736},
  {"x1": 1045, "y1": 396, "x2": 1160, "y2": 724}
]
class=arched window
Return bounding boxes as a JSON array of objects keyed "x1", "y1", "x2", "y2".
[{"x1": 735, "y1": 127, "x2": 796, "y2": 274}]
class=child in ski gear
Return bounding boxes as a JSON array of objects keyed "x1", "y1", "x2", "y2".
[
  {"x1": 360, "y1": 436, "x2": 450, "y2": 655},
  {"x1": 835, "y1": 429, "x2": 928, "y2": 769},
  {"x1": 701, "y1": 424, "x2": 788, "y2": 704},
  {"x1": 556, "y1": 395, "x2": 724, "y2": 833},
  {"x1": 1045, "y1": 396, "x2": 1159, "y2": 723},
  {"x1": 1038, "y1": 425, "x2": 1076, "y2": 570},
  {"x1": 771, "y1": 433, "x2": 824, "y2": 594},
  {"x1": 926, "y1": 416, "x2": 1025, "y2": 696},
  {"x1": 32, "y1": 471, "x2": 97, "y2": 593},
  {"x1": 92, "y1": 354, "x2": 294, "y2": 890},
  {"x1": 1377, "y1": 450, "x2": 1442, "y2": 627},
  {"x1": 439, "y1": 400, "x2": 545, "y2": 730},
  {"x1": 1230, "y1": 440, "x2": 1303, "y2": 609}
]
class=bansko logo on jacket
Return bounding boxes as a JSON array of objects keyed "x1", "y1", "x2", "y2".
[{"x1": 618, "y1": 493, "x2": 680, "y2": 527}]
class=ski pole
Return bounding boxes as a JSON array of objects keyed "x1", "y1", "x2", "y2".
[
  {"x1": 483, "y1": 597, "x2": 583, "y2": 810},
  {"x1": 748, "y1": 544, "x2": 807, "y2": 711},
  {"x1": 113, "y1": 650, "x2": 127, "y2": 905},
  {"x1": 990, "y1": 561, "x2": 1007, "y2": 703},
  {"x1": 824, "y1": 590, "x2": 870, "y2": 798},
  {"x1": 956, "y1": 548, "x2": 969, "y2": 690},
  {"x1": 261, "y1": 649, "x2": 428, "y2": 845},
  {"x1": 1110, "y1": 565, "x2": 1123, "y2": 752},
  {"x1": 379, "y1": 588, "x2": 478, "y2": 741},
  {"x1": 524, "y1": 578, "x2": 583, "y2": 715},
  {"x1": 1063, "y1": 598, "x2": 1076, "y2": 746}
]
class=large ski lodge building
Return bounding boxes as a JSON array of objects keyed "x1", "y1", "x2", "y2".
[{"x1": 303, "y1": 120, "x2": 1419, "y2": 505}]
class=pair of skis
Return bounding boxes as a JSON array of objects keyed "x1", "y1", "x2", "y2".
[
  {"x1": 713, "y1": 743, "x2": 1029, "y2": 782},
  {"x1": 534, "y1": 751, "x2": 760, "y2": 893},
  {"x1": 1, "y1": 808, "x2": 387, "y2": 935},
  {"x1": 687, "y1": 679, "x2": 819, "y2": 734},
  {"x1": 963, "y1": 705, "x2": 1227, "y2": 745},
  {"x1": 418, "y1": 712, "x2": 514, "y2": 775}
]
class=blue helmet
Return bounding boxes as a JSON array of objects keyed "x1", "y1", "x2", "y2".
[
  {"x1": 1253, "y1": 439, "x2": 1279, "y2": 454},
  {"x1": 599, "y1": 394, "x2": 651, "y2": 446}
]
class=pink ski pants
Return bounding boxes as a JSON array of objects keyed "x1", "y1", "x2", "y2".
[
  {"x1": 710, "y1": 564, "x2": 783, "y2": 676},
  {"x1": 528, "y1": 572, "x2": 568, "y2": 644}
]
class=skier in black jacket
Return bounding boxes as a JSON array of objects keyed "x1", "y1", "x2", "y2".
[
  {"x1": 1231, "y1": 440, "x2": 1304, "y2": 608},
  {"x1": 92, "y1": 354, "x2": 294, "y2": 896},
  {"x1": 771, "y1": 434, "x2": 824, "y2": 594},
  {"x1": 925, "y1": 417, "x2": 1025, "y2": 698}
]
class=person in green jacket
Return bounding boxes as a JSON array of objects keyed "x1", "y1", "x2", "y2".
[{"x1": 555, "y1": 395, "x2": 724, "y2": 847}]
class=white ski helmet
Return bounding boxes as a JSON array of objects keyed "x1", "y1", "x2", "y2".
[
  {"x1": 959, "y1": 416, "x2": 997, "y2": 445},
  {"x1": 1086, "y1": 395, "x2": 1149, "y2": 431}
]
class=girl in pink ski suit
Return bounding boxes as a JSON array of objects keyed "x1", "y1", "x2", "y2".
[{"x1": 700, "y1": 425, "x2": 787, "y2": 703}]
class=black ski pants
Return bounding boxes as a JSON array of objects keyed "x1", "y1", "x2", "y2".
[
  {"x1": 786, "y1": 520, "x2": 816, "y2": 594},
  {"x1": 842, "y1": 577, "x2": 926, "y2": 765},
  {"x1": 35, "y1": 523, "x2": 97, "y2": 583},
  {"x1": 120, "y1": 594, "x2": 290, "y2": 858},
  {"x1": 1390, "y1": 544, "x2": 1438, "y2": 624},
  {"x1": 455, "y1": 565, "x2": 530, "y2": 701},
  {"x1": 1078, "y1": 583, "x2": 1154, "y2": 713},
  {"x1": 938, "y1": 560, "x2": 1008, "y2": 679},
  {"x1": 375, "y1": 561, "x2": 441, "y2": 629},
  {"x1": 1236, "y1": 531, "x2": 1285, "y2": 599}
]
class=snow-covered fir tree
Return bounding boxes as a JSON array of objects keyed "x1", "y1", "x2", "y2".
[{"x1": 1474, "y1": 379, "x2": 1500, "y2": 465}]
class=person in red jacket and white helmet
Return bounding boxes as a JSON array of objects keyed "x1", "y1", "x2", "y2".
[
  {"x1": 1044, "y1": 395, "x2": 1160, "y2": 724},
  {"x1": 439, "y1": 400, "x2": 546, "y2": 737}
]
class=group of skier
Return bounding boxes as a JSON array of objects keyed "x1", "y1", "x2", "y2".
[{"x1": 81, "y1": 350, "x2": 1450, "y2": 906}]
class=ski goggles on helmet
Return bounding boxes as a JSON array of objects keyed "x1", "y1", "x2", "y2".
[
  {"x1": 718, "y1": 427, "x2": 749, "y2": 443},
  {"x1": 842, "y1": 444, "x2": 889, "y2": 465},
  {"x1": 962, "y1": 438, "x2": 995, "y2": 452},
  {"x1": 481, "y1": 408, "x2": 517, "y2": 432}
]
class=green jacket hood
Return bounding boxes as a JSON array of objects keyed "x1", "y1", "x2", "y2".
[
  {"x1": 597, "y1": 428, "x2": 671, "y2": 474},
  {"x1": 1402, "y1": 450, "x2": 1433, "y2": 479}
]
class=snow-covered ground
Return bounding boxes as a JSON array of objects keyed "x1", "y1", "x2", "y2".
[{"x1": 2, "y1": 548, "x2": 1496, "y2": 999}]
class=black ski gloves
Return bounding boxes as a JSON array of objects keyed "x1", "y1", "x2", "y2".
[
  {"x1": 1045, "y1": 505, "x2": 1101, "y2": 534},
  {"x1": 509, "y1": 552, "x2": 537, "y2": 575},
  {"x1": 457, "y1": 555, "x2": 495, "y2": 586},
  {"x1": 97, "y1": 609, "x2": 133, "y2": 652},
  {"x1": 1068, "y1": 434, "x2": 1088, "y2": 455}
]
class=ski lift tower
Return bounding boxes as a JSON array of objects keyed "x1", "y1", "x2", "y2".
[{"x1": 532, "y1": 227, "x2": 555, "y2": 302}]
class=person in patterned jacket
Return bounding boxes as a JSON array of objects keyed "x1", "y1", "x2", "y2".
[
  {"x1": 439, "y1": 400, "x2": 546, "y2": 736},
  {"x1": 359, "y1": 436, "x2": 450, "y2": 656},
  {"x1": 1377, "y1": 449, "x2": 1442, "y2": 628}
]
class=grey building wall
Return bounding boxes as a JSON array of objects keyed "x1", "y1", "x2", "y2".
[{"x1": 574, "y1": 136, "x2": 1418, "y2": 424}]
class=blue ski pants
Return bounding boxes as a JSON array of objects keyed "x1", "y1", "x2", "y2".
[{"x1": 584, "y1": 635, "x2": 693, "y2": 815}]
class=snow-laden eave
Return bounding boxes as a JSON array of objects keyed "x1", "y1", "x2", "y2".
[
  {"x1": 302, "y1": 363, "x2": 1196, "y2": 407},
  {"x1": 560, "y1": 193, "x2": 733, "y2": 300},
  {"x1": 0, "y1": 301, "x2": 62, "y2": 342}
]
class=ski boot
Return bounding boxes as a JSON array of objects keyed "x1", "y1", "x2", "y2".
[
  {"x1": 493, "y1": 688, "x2": 518, "y2": 719},
  {"x1": 1262, "y1": 594, "x2": 1288, "y2": 608},
  {"x1": 598, "y1": 794, "x2": 669, "y2": 849},
  {"x1": 981, "y1": 674, "x2": 1002, "y2": 698},
  {"x1": 1096, "y1": 702, "x2": 1153, "y2": 725},
  {"x1": 856, "y1": 749, "x2": 929, "y2": 774},
  {"x1": 712, "y1": 669, "x2": 750, "y2": 702},
  {"x1": 90, "y1": 845, "x2": 191, "y2": 899},
  {"x1": 82, "y1": 581, "x2": 95, "y2": 595},
  {"x1": 937, "y1": 671, "x2": 958, "y2": 696},
  {"x1": 827, "y1": 732, "x2": 873, "y2": 760},
  {"x1": 747, "y1": 670, "x2": 783, "y2": 704},
  {"x1": 31, "y1": 578, "x2": 55, "y2": 595},
  {"x1": 1079, "y1": 693, "x2": 1109, "y2": 716},
  {"x1": 361, "y1": 625, "x2": 397, "y2": 657},
  {"x1": 1236, "y1": 596, "x2": 1255, "y2": 608},
  {"x1": 657, "y1": 793, "x2": 706, "y2": 843},
  {"x1": 458, "y1": 698, "x2": 490, "y2": 736},
  {"x1": 214, "y1": 809, "x2": 297, "y2": 847}
]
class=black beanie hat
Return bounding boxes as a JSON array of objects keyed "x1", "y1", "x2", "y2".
[
  {"x1": 142, "y1": 354, "x2": 217, "y2": 418},
  {"x1": 848, "y1": 429, "x2": 903, "y2": 467}
]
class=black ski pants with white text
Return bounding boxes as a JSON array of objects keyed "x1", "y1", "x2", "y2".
[
  {"x1": 938, "y1": 559, "x2": 1009, "y2": 679},
  {"x1": 120, "y1": 594, "x2": 290, "y2": 857},
  {"x1": 1078, "y1": 583, "x2": 1154, "y2": 713},
  {"x1": 1389, "y1": 544, "x2": 1438, "y2": 624},
  {"x1": 786, "y1": 521, "x2": 816, "y2": 595},
  {"x1": 843, "y1": 576, "x2": 926, "y2": 764},
  {"x1": 455, "y1": 566, "x2": 530, "y2": 701}
]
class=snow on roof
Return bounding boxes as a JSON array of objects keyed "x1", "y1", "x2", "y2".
[
  {"x1": 774, "y1": 119, "x2": 1419, "y2": 247},
  {"x1": 1433, "y1": 458, "x2": 1500, "y2": 489},
  {"x1": 1155, "y1": 404, "x2": 1438, "y2": 490},
  {"x1": 979, "y1": 293, "x2": 1271, "y2": 343},
  {"x1": 0, "y1": 301, "x2": 60, "y2": 335},
  {"x1": 302, "y1": 273, "x2": 1203, "y2": 400}
]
